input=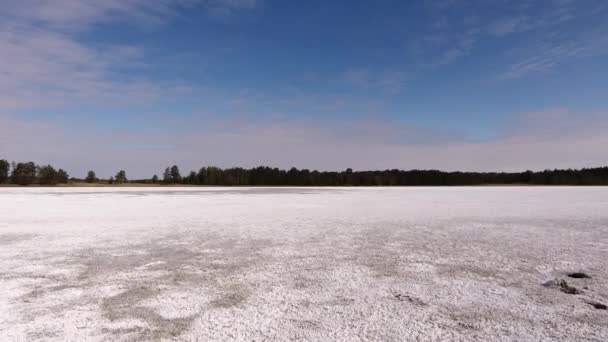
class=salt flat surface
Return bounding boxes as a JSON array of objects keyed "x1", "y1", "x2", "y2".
[{"x1": 1, "y1": 187, "x2": 607, "y2": 341}]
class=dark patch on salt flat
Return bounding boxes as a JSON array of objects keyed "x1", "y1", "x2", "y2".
[
  {"x1": 542, "y1": 279, "x2": 582, "y2": 295},
  {"x1": 586, "y1": 301, "x2": 607, "y2": 310},
  {"x1": 210, "y1": 291, "x2": 248, "y2": 308},
  {"x1": 560, "y1": 284, "x2": 581, "y2": 295},
  {"x1": 567, "y1": 272, "x2": 591, "y2": 279},
  {"x1": 393, "y1": 293, "x2": 426, "y2": 306},
  {"x1": 101, "y1": 285, "x2": 197, "y2": 339}
]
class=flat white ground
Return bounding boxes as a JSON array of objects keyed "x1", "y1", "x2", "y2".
[{"x1": 1, "y1": 187, "x2": 607, "y2": 341}]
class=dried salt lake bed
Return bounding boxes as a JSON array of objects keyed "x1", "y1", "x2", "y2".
[{"x1": 1, "y1": 187, "x2": 607, "y2": 341}]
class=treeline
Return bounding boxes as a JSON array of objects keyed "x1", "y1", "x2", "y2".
[
  {"x1": 0, "y1": 160, "x2": 69, "y2": 185},
  {"x1": 2, "y1": 159, "x2": 608, "y2": 186},
  {"x1": 0, "y1": 159, "x2": 130, "y2": 186},
  {"x1": 131, "y1": 164, "x2": 608, "y2": 186}
]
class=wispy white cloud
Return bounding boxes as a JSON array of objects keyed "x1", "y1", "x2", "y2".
[
  {"x1": 342, "y1": 69, "x2": 407, "y2": 95},
  {"x1": 205, "y1": 0, "x2": 259, "y2": 18},
  {"x1": 0, "y1": 25, "x2": 158, "y2": 110},
  {"x1": 413, "y1": 0, "x2": 608, "y2": 78},
  {"x1": 424, "y1": 31, "x2": 478, "y2": 67},
  {"x1": 484, "y1": 0, "x2": 584, "y2": 38},
  {"x1": 1, "y1": 1, "x2": 175, "y2": 31},
  {"x1": 0, "y1": 0, "x2": 258, "y2": 112},
  {"x1": 487, "y1": 16, "x2": 531, "y2": 37},
  {"x1": 492, "y1": 0, "x2": 608, "y2": 78},
  {"x1": 501, "y1": 31, "x2": 608, "y2": 79},
  {"x1": 0, "y1": 0, "x2": 257, "y2": 30}
]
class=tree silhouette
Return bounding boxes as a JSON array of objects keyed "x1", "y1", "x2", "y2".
[
  {"x1": 0, "y1": 159, "x2": 9, "y2": 183},
  {"x1": 114, "y1": 170, "x2": 127, "y2": 184},
  {"x1": 85, "y1": 170, "x2": 97, "y2": 183},
  {"x1": 11, "y1": 162, "x2": 37, "y2": 185},
  {"x1": 163, "y1": 167, "x2": 171, "y2": 184},
  {"x1": 170, "y1": 165, "x2": 181, "y2": 183},
  {"x1": 186, "y1": 171, "x2": 197, "y2": 184},
  {"x1": 38, "y1": 165, "x2": 58, "y2": 185},
  {"x1": 56, "y1": 169, "x2": 69, "y2": 184}
]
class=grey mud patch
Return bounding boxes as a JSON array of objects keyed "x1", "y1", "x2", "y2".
[
  {"x1": 89, "y1": 235, "x2": 271, "y2": 338},
  {"x1": 101, "y1": 286, "x2": 197, "y2": 339},
  {"x1": 292, "y1": 275, "x2": 319, "y2": 289},
  {"x1": 209, "y1": 286, "x2": 249, "y2": 309},
  {"x1": 6, "y1": 231, "x2": 277, "y2": 341}
]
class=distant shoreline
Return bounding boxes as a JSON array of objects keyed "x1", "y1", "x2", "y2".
[{"x1": 3, "y1": 160, "x2": 608, "y2": 186}]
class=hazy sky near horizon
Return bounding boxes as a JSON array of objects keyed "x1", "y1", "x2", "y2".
[{"x1": 1, "y1": 0, "x2": 607, "y2": 178}]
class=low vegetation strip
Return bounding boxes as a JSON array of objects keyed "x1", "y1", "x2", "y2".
[{"x1": 2, "y1": 159, "x2": 608, "y2": 186}]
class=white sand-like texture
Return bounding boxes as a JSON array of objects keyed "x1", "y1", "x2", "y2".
[{"x1": 1, "y1": 187, "x2": 607, "y2": 341}]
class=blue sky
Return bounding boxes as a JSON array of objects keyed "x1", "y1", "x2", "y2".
[{"x1": 1, "y1": 0, "x2": 608, "y2": 177}]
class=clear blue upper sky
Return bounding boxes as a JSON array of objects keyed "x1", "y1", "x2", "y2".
[{"x1": 1, "y1": 0, "x2": 607, "y2": 177}]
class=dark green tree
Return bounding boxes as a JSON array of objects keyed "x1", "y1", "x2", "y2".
[
  {"x1": 115, "y1": 170, "x2": 127, "y2": 184},
  {"x1": 163, "y1": 167, "x2": 171, "y2": 184},
  {"x1": 186, "y1": 171, "x2": 197, "y2": 185},
  {"x1": 85, "y1": 170, "x2": 97, "y2": 183},
  {"x1": 197, "y1": 167, "x2": 207, "y2": 185},
  {"x1": 0, "y1": 159, "x2": 9, "y2": 183},
  {"x1": 56, "y1": 169, "x2": 69, "y2": 184},
  {"x1": 206, "y1": 166, "x2": 222, "y2": 185},
  {"x1": 170, "y1": 165, "x2": 181, "y2": 183},
  {"x1": 11, "y1": 162, "x2": 37, "y2": 185},
  {"x1": 38, "y1": 165, "x2": 58, "y2": 185},
  {"x1": 161, "y1": 165, "x2": 182, "y2": 184},
  {"x1": 152, "y1": 174, "x2": 159, "y2": 183}
]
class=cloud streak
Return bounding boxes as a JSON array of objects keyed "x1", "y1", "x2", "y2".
[
  {"x1": 0, "y1": 0, "x2": 258, "y2": 112},
  {"x1": 412, "y1": 0, "x2": 608, "y2": 78},
  {"x1": 341, "y1": 69, "x2": 407, "y2": 95},
  {"x1": 501, "y1": 29, "x2": 608, "y2": 79},
  {"x1": 0, "y1": 0, "x2": 257, "y2": 30}
]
